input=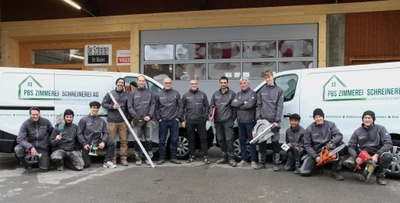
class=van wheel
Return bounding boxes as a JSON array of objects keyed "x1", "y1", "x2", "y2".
[
  {"x1": 386, "y1": 140, "x2": 400, "y2": 179},
  {"x1": 169, "y1": 131, "x2": 189, "y2": 160},
  {"x1": 233, "y1": 138, "x2": 249, "y2": 161}
]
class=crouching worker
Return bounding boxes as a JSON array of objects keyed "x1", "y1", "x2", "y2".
[
  {"x1": 14, "y1": 107, "x2": 54, "y2": 174},
  {"x1": 284, "y1": 114, "x2": 305, "y2": 174},
  {"x1": 300, "y1": 108, "x2": 345, "y2": 180},
  {"x1": 345, "y1": 110, "x2": 393, "y2": 185},
  {"x1": 50, "y1": 109, "x2": 84, "y2": 171},
  {"x1": 78, "y1": 101, "x2": 117, "y2": 169}
]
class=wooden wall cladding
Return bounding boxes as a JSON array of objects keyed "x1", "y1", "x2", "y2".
[
  {"x1": 19, "y1": 38, "x2": 131, "y2": 72},
  {"x1": 345, "y1": 10, "x2": 400, "y2": 65},
  {"x1": 1, "y1": 0, "x2": 380, "y2": 21}
]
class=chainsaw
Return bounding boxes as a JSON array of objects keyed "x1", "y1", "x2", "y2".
[
  {"x1": 316, "y1": 143, "x2": 346, "y2": 166},
  {"x1": 355, "y1": 150, "x2": 377, "y2": 182}
]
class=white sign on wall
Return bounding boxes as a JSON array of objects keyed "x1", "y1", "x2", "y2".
[
  {"x1": 85, "y1": 44, "x2": 112, "y2": 66},
  {"x1": 116, "y1": 50, "x2": 131, "y2": 66}
]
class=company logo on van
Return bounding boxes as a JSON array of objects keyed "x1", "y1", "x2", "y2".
[
  {"x1": 18, "y1": 75, "x2": 100, "y2": 101},
  {"x1": 323, "y1": 75, "x2": 400, "y2": 102}
]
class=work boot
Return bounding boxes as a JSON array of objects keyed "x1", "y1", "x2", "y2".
[
  {"x1": 145, "y1": 160, "x2": 151, "y2": 166},
  {"x1": 251, "y1": 161, "x2": 257, "y2": 169},
  {"x1": 253, "y1": 162, "x2": 266, "y2": 170},
  {"x1": 216, "y1": 157, "x2": 228, "y2": 164},
  {"x1": 54, "y1": 159, "x2": 64, "y2": 171},
  {"x1": 121, "y1": 159, "x2": 129, "y2": 166},
  {"x1": 187, "y1": 155, "x2": 195, "y2": 163},
  {"x1": 273, "y1": 153, "x2": 280, "y2": 171},
  {"x1": 229, "y1": 159, "x2": 237, "y2": 167},
  {"x1": 204, "y1": 156, "x2": 211, "y2": 164},
  {"x1": 343, "y1": 157, "x2": 356, "y2": 170},
  {"x1": 238, "y1": 160, "x2": 247, "y2": 167},
  {"x1": 170, "y1": 159, "x2": 181, "y2": 164},
  {"x1": 294, "y1": 161, "x2": 301, "y2": 174},
  {"x1": 136, "y1": 159, "x2": 142, "y2": 166},
  {"x1": 376, "y1": 178, "x2": 387, "y2": 185},
  {"x1": 19, "y1": 157, "x2": 32, "y2": 174},
  {"x1": 331, "y1": 172, "x2": 344, "y2": 181},
  {"x1": 157, "y1": 159, "x2": 165, "y2": 165}
]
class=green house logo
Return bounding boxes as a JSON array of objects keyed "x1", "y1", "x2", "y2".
[
  {"x1": 18, "y1": 75, "x2": 60, "y2": 100},
  {"x1": 323, "y1": 75, "x2": 366, "y2": 102}
]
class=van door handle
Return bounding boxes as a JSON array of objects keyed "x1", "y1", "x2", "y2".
[{"x1": 283, "y1": 114, "x2": 292, "y2": 118}]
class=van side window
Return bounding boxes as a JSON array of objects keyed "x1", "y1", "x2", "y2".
[
  {"x1": 148, "y1": 81, "x2": 161, "y2": 95},
  {"x1": 275, "y1": 74, "x2": 298, "y2": 102},
  {"x1": 124, "y1": 77, "x2": 138, "y2": 93}
]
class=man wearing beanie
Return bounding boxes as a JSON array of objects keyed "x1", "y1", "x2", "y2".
[
  {"x1": 346, "y1": 110, "x2": 393, "y2": 185},
  {"x1": 102, "y1": 77, "x2": 130, "y2": 166},
  {"x1": 254, "y1": 70, "x2": 284, "y2": 171},
  {"x1": 50, "y1": 109, "x2": 84, "y2": 171},
  {"x1": 300, "y1": 108, "x2": 345, "y2": 180},
  {"x1": 284, "y1": 113, "x2": 305, "y2": 174}
]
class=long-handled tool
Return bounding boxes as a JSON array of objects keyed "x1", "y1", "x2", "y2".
[{"x1": 107, "y1": 90, "x2": 155, "y2": 168}]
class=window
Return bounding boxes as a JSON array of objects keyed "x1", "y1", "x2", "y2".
[
  {"x1": 148, "y1": 81, "x2": 161, "y2": 95},
  {"x1": 32, "y1": 49, "x2": 84, "y2": 64},
  {"x1": 278, "y1": 61, "x2": 313, "y2": 72},
  {"x1": 208, "y1": 62, "x2": 241, "y2": 80},
  {"x1": 176, "y1": 63, "x2": 206, "y2": 80},
  {"x1": 176, "y1": 43, "x2": 206, "y2": 60},
  {"x1": 144, "y1": 64, "x2": 173, "y2": 80},
  {"x1": 243, "y1": 62, "x2": 276, "y2": 79},
  {"x1": 243, "y1": 41, "x2": 276, "y2": 58},
  {"x1": 208, "y1": 42, "x2": 241, "y2": 59},
  {"x1": 278, "y1": 40, "x2": 313, "y2": 57},
  {"x1": 275, "y1": 74, "x2": 298, "y2": 102},
  {"x1": 124, "y1": 76, "x2": 161, "y2": 95},
  {"x1": 144, "y1": 44, "x2": 174, "y2": 61}
]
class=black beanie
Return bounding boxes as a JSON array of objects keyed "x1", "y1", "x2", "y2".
[
  {"x1": 313, "y1": 108, "x2": 324, "y2": 118},
  {"x1": 362, "y1": 110, "x2": 375, "y2": 122},
  {"x1": 289, "y1": 113, "x2": 301, "y2": 121},
  {"x1": 115, "y1": 78, "x2": 125, "y2": 85}
]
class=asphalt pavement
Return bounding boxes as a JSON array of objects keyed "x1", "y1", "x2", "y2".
[{"x1": 0, "y1": 148, "x2": 399, "y2": 203}]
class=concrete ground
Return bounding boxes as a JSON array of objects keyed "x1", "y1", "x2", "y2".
[{"x1": 1, "y1": 147, "x2": 399, "y2": 203}]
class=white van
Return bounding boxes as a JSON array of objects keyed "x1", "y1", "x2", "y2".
[
  {"x1": 250, "y1": 62, "x2": 400, "y2": 178},
  {"x1": 0, "y1": 67, "x2": 214, "y2": 159}
]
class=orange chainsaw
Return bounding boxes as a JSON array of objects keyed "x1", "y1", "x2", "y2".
[{"x1": 316, "y1": 143, "x2": 346, "y2": 166}]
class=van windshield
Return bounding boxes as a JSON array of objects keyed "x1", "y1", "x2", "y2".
[{"x1": 256, "y1": 74, "x2": 298, "y2": 102}]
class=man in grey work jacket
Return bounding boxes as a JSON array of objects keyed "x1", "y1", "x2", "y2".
[
  {"x1": 254, "y1": 70, "x2": 284, "y2": 171},
  {"x1": 210, "y1": 76, "x2": 237, "y2": 167},
  {"x1": 78, "y1": 101, "x2": 116, "y2": 169},
  {"x1": 345, "y1": 110, "x2": 393, "y2": 185},
  {"x1": 128, "y1": 75, "x2": 156, "y2": 166},
  {"x1": 102, "y1": 77, "x2": 130, "y2": 166},
  {"x1": 231, "y1": 78, "x2": 257, "y2": 168},
  {"x1": 284, "y1": 113, "x2": 305, "y2": 174},
  {"x1": 180, "y1": 79, "x2": 210, "y2": 164},
  {"x1": 14, "y1": 107, "x2": 54, "y2": 174},
  {"x1": 300, "y1": 108, "x2": 344, "y2": 180},
  {"x1": 50, "y1": 109, "x2": 84, "y2": 171},
  {"x1": 155, "y1": 77, "x2": 181, "y2": 165}
]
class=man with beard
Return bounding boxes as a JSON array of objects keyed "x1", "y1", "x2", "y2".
[
  {"x1": 14, "y1": 107, "x2": 54, "y2": 174},
  {"x1": 102, "y1": 78, "x2": 130, "y2": 166},
  {"x1": 128, "y1": 75, "x2": 156, "y2": 166},
  {"x1": 78, "y1": 101, "x2": 116, "y2": 169},
  {"x1": 210, "y1": 76, "x2": 237, "y2": 167},
  {"x1": 50, "y1": 109, "x2": 84, "y2": 171}
]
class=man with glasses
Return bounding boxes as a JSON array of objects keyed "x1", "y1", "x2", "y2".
[
  {"x1": 180, "y1": 79, "x2": 210, "y2": 164},
  {"x1": 14, "y1": 107, "x2": 53, "y2": 174},
  {"x1": 155, "y1": 77, "x2": 182, "y2": 165},
  {"x1": 210, "y1": 76, "x2": 237, "y2": 167}
]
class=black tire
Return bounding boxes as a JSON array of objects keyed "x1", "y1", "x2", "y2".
[
  {"x1": 171, "y1": 130, "x2": 189, "y2": 160},
  {"x1": 233, "y1": 137, "x2": 250, "y2": 162},
  {"x1": 386, "y1": 140, "x2": 400, "y2": 179}
]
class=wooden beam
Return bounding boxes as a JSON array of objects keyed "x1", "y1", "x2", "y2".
[
  {"x1": 1, "y1": 31, "x2": 19, "y2": 67},
  {"x1": 130, "y1": 24, "x2": 140, "y2": 73},
  {"x1": 319, "y1": 15, "x2": 327, "y2": 68},
  {"x1": 1, "y1": 1, "x2": 399, "y2": 31}
]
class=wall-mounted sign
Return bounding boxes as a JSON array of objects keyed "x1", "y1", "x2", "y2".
[
  {"x1": 116, "y1": 50, "x2": 130, "y2": 66},
  {"x1": 85, "y1": 44, "x2": 112, "y2": 66}
]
